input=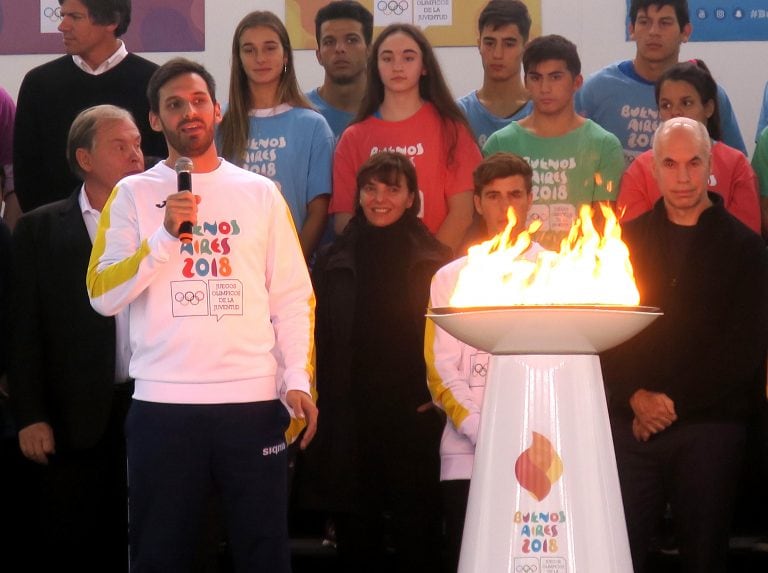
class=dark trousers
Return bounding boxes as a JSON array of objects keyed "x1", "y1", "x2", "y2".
[
  {"x1": 0, "y1": 436, "x2": 36, "y2": 566},
  {"x1": 441, "y1": 479, "x2": 470, "y2": 573},
  {"x1": 333, "y1": 396, "x2": 444, "y2": 573},
  {"x1": 126, "y1": 399, "x2": 290, "y2": 573},
  {"x1": 611, "y1": 418, "x2": 746, "y2": 573},
  {"x1": 334, "y1": 500, "x2": 444, "y2": 573},
  {"x1": 23, "y1": 383, "x2": 132, "y2": 573}
]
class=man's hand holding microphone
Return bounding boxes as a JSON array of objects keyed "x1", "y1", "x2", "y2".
[{"x1": 164, "y1": 157, "x2": 199, "y2": 241}]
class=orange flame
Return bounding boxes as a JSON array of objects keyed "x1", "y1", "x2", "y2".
[
  {"x1": 515, "y1": 432, "x2": 564, "y2": 501},
  {"x1": 449, "y1": 203, "x2": 639, "y2": 307}
]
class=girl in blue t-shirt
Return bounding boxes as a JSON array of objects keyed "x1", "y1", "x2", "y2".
[{"x1": 219, "y1": 11, "x2": 334, "y2": 260}]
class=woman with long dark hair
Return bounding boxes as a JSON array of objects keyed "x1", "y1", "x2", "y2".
[{"x1": 329, "y1": 24, "x2": 482, "y2": 252}]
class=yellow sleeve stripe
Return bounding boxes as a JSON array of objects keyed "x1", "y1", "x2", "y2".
[
  {"x1": 424, "y1": 303, "x2": 471, "y2": 429},
  {"x1": 285, "y1": 417, "x2": 305, "y2": 445},
  {"x1": 305, "y1": 292, "x2": 317, "y2": 388},
  {"x1": 86, "y1": 190, "x2": 151, "y2": 299},
  {"x1": 285, "y1": 292, "x2": 317, "y2": 445}
]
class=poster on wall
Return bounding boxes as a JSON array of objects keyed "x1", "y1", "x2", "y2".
[
  {"x1": 0, "y1": 0, "x2": 205, "y2": 55},
  {"x1": 625, "y1": 0, "x2": 768, "y2": 41},
  {"x1": 286, "y1": 0, "x2": 542, "y2": 50}
]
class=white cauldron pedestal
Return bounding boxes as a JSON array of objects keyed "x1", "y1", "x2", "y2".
[{"x1": 427, "y1": 306, "x2": 661, "y2": 573}]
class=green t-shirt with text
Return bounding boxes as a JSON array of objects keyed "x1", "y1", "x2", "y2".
[{"x1": 484, "y1": 119, "x2": 624, "y2": 250}]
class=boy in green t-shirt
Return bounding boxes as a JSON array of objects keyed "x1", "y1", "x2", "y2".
[{"x1": 484, "y1": 34, "x2": 624, "y2": 250}]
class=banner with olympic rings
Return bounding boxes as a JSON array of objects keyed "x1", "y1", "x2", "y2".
[{"x1": 287, "y1": 0, "x2": 542, "y2": 50}]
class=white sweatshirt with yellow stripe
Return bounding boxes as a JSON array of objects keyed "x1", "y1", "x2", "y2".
[
  {"x1": 87, "y1": 160, "x2": 315, "y2": 418},
  {"x1": 425, "y1": 244, "x2": 545, "y2": 481}
]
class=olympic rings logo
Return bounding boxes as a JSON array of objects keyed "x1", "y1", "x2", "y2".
[
  {"x1": 515, "y1": 565, "x2": 538, "y2": 573},
  {"x1": 174, "y1": 290, "x2": 206, "y2": 306},
  {"x1": 377, "y1": 0, "x2": 409, "y2": 16},
  {"x1": 44, "y1": 6, "x2": 63, "y2": 21},
  {"x1": 472, "y1": 362, "x2": 488, "y2": 377}
]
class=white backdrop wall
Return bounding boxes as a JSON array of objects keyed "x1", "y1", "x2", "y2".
[{"x1": 1, "y1": 0, "x2": 765, "y2": 154}]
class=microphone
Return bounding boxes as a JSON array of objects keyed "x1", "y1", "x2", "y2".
[{"x1": 174, "y1": 157, "x2": 194, "y2": 244}]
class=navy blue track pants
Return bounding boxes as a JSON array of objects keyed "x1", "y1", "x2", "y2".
[{"x1": 126, "y1": 399, "x2": 291, "y2": 573}]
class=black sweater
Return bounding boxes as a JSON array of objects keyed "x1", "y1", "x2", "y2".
[
  {"x1": 13, "y1": 54, "x2": 166, "y2": 212},
  {"x1": 601, "y1": 194, "x2": 768, "y2": 422}
]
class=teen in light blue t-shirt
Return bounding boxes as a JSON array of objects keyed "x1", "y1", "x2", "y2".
[
  {"x1": 235, "y1": 106, "x2": 333, "y2": 232},
  {"x1": 577, "y1": 60, "x2": 746, "y2": 164},
  {"x1": 218, "y1": 12, "x2": 334, "y2": 259}
]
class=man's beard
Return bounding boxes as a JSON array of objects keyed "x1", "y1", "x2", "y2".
[
  {"x1": 163, "y1": 121, "x2": 215, "y2": 158},
  {"x1": 328, "y1": 69, "x2": 364, "y2": 86}
]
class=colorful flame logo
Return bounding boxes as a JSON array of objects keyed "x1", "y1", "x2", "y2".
[{"x1": 515, "y1": 432, "x2": 564, "y2": 501}]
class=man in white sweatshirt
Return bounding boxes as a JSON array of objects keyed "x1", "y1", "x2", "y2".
[
  {"x1": 426, "y1": 152, "x2": 544, "y2": 572},
  {"x1": 87, "y1": 58, "x2": 317, "y2": 573}
]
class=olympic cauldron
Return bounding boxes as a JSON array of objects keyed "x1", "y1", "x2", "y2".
[{"x1": 427, "y1": 206, "x2": 661, "y2": 573}]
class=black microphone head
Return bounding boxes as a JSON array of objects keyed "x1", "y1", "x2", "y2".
[{"x1": 175, "y1": 157, "x2": 194, "y2": 173}]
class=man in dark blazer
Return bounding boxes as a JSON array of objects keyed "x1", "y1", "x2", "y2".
[{"x1": 8, "y1": 104, "x2": 143, "y2": 572}]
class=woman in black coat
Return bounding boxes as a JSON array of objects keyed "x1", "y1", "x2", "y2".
[{"x1": 298, "y1": 152, "x2": 452, "y2": 571}]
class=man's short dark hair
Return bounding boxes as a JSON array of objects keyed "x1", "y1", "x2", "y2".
[
  {"x1": 478, "y1": 0, "x2": 532, "y2": 41},
  {"x1": 629, "y1": 0, "x2": 690, "y2": 29},
  {"x1": 473, "y1": 152, "x2": 532, "y2": 196},
  {"x1": 315, "y1": 1, "x2": 374, "y2": 47},
  {"x1": 523, "y1": 34, "x2": 581, "y2": 77},
  {"x1": 147, "y1": 58, "x2": 216, "y2": 114},
  {"x1": 59, "y1": 0, "x2": 132, "y2": 37}
]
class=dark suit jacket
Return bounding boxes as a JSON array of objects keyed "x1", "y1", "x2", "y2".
[{"x1": 9, "y1": 190, "x2": 117, "y2": 450}]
